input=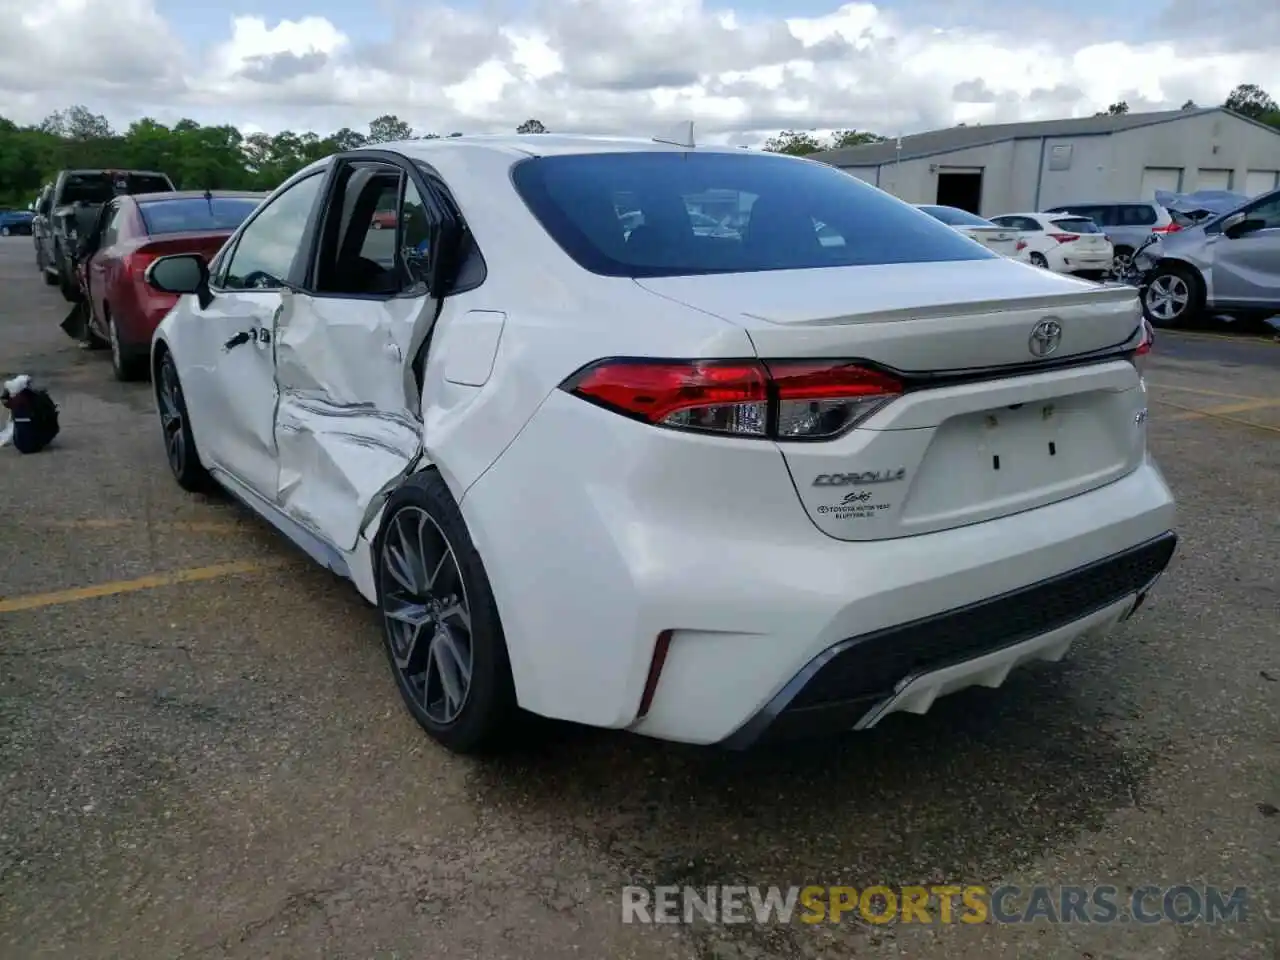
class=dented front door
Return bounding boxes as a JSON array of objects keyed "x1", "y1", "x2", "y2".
[{"x1": 272, "y1": 291, "x2": 434, "y2": 551}]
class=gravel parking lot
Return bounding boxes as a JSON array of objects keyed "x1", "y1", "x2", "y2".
[{"x1": 1, "y1": 234, "x2": 1276, "y2": 960}]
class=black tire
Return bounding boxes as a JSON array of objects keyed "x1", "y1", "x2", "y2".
[
  {"x1": 42, "y1": 255, "x2": 58, "y2": 285},
  {"x1": 56, "y1": 251, "x2": 82, "y2": 303},
  {"x1": 376, "y1": 470, "x2": 518, "y2": 755},
  {"x1": 155, "y1": 348, "x2": 211, "y2": 492},
  {"x1": 1030, "y1": 252, "x2": 1049, "y2": 268},
  {"x1": 107, "y1": 309, "x2": 148, "y2": 381},
  {"x1": 1143, "y1": 264, "x2": 1203, "y2": 328}
]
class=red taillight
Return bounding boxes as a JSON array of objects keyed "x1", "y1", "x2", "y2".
[
  {"x1": 1048, "y1": 233, "x2": 1079, "y2": 243},
  {"x1": 1152, "y1": 223, "x2": 1181, "y2": 234},
  {"x1": 561, "y1": 358, "x2": 904, "y2": 441},
  {"x1": 1135, "y1": 319, "x2": 1154, "y2": 357},
  {"x1": 1015, "y1": 239, "x2": 1027, "y2": 251}
]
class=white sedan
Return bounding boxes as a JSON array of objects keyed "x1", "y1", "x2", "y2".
[
  {"x1": 143, "y1": 135, "x2": 1176, "y2": 754},
  {"x1": 915, "y1": 204, "x2": 1024, "y2": 258},
  {"x1": 989, "y1": 212, "x2": 1115, "y2": 279}
]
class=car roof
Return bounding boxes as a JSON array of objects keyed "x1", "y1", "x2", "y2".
[
  {"x1": 355, "y1": 133, "x2": 765, "y2": 162},
  {"x1": 1048, "y1": 200, "x2": 1159, "y2": 207},
  {"x1": 128, "y1": 190, "x2": 268, "y2": 202}
]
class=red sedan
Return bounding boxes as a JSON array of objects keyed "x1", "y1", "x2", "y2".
[{"x1": 77, "y1": 190, "x2": 266, "y2": 380}]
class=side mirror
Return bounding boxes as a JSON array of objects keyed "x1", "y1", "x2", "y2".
[
  {"x1": 146, "y1": 254, "x2": 214, "y2": 308},
  {"x1": 1222, "y1": 212, "x2": 1263, "y2": 239}
]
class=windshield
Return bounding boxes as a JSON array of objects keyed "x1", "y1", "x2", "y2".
[
  {"x1": 917, "y1": 205, "x2": 997, "y2": 228},
  {"x1": 139, "y1": 196, "x2": 262, "y2": 235},
  {"x1": 1049, "y1": 217, "x2": 1103, "y2": 234},
  {"x1": 510, "y1": 152, "x2": 995, "y2": 278},
  {"x1": 59, "y1": 173, "x2": 173, "y2": 205}
]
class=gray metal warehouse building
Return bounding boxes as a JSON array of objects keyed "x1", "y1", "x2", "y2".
[{"x1": 809, "y1": 107, "x2": 1280, "y2": 217}]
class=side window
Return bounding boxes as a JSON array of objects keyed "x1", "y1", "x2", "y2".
[
  {"x1": 224, "y1": 173, "x2": 324, "y2": 291},
  {"x1": 398, "y1": 179, "x2": 434, "y2": 290},
  {"x1": 1120, "y1": 205, "x2": 1156, "y2": 226},
  {"x1": 100, "y1": 206, "x2": 126, "y2": 247},
  {"x1": 989, "y1": 216, "x2": 1013, "y2": 227},
  {"x1": 314, "y1": 162, "x2": 401, "y2": 295},
  {"x1": 1245, "y1": 193, "x2": 1280, "y2": 229}
]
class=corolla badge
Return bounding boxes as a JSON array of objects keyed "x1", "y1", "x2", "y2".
[
  {"x1": 1028, "y1": 318, "x2": 1063, "y2": 358},
  {"x1": 813, "y1": 468, "x2": 906, "y2": 486}
]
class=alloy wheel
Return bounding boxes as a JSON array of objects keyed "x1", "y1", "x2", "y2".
[
  {"x1": 379, "y1": 506, "x2": 474, "y2": 726},
  {"x1": 1109, "y1": 251, "x2": 1133, "y2": 279},
  {"x1": 158, "y1": 359, "x2": 187, "y2": 476},
  {"x1": 1145, "y1": 274, "x2": 1189, "y2": 323}
]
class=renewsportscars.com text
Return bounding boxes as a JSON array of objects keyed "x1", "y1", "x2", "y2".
[{"x1": 621, "y1": 884, "x2": 1250, "y2": 926}]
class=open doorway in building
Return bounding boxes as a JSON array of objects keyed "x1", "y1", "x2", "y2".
[{"x1": 936, "y1": 169, "x2": 983, "y2": 214}]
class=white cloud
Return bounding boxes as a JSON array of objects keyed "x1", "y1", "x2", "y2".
[{"x1": 0, "y1": 0, "x2": 1276, "y2": 144}]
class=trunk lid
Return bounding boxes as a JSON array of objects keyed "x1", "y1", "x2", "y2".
[
  {"x1": 958, "y1": 225, "x2": 1019, "y2": 257},
  {"x1": 636, "y1": 259, "x2": 1148, "y2": 541},
  {"x1": 136, "y1": 229, "x2": 234, "y2": 262}
]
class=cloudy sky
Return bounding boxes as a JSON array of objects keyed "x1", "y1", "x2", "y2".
[{"x1": 1, "y1": 0, "x2": 1277, "y2": 145}]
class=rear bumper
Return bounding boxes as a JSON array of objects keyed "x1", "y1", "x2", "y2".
[{"x1": 719, "y1": 532, "x2": 1176, "y2": 749}]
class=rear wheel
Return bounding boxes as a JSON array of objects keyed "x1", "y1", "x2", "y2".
[
  {"x1": 376, "y1": 471, "x2": 518, "y2": 755},
  {"x1": 156, "y1": 349, "x2": 210, "y2": 491},
  {"x1": 107, "y1": 309, "x2": 148, "y2": 382},
  {"x1": 56, "y1": 250, "x2": 81, "y2": 303},
  {"x1": 1029, "y1": 252, "x2": 1049, "y2": 269},
  {"x1": 1143, "y1": 265, "x2": 1202, "y2": 328}
]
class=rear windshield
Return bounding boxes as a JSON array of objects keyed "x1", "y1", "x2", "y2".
[
  {"x1": 1049, "y1": 216, "x2": 1103, "y2": 234},
  {"x1": 139, "y1": 197, "x2": 262, "y2": 235},
  {"x1": 917, "y1": 205, "x2": 996, "y2": 227},
  {"x1": 510, "y1": 152, "x2": 995, "y2": 278},
  {"x1": 59, "y1": 173, "x2": 173, "y2": 205}
]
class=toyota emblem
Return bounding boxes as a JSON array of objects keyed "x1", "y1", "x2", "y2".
[{"x1": 1029, "y1": 318, "x2": 1063, "y2": 358}]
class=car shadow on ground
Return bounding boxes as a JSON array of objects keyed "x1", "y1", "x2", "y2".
[{"x1": 469, "y1": 656, "x2": 1153, "y2": 883}]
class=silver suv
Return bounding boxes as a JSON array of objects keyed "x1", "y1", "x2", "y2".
[
  {"x1": 1042, "y1": 201, "x2": 1188, "y2": 274},
  {"x1": 1137, "y1": 188, "x2": 1280, "y2": 327}
]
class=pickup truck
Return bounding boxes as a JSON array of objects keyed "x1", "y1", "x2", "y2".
[{"x1": 38, "y1": 169, "x2": 175, "y2": 302}]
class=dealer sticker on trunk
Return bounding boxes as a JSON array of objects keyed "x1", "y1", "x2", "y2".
[{"x1": 816, "y1": 490, "x2": 894, "y2": 520}]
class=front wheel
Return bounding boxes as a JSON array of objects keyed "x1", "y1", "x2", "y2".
[
  {"x1": 156, "y1": 350, "x2": 210, "y2": 491},
  {"x1": 376, "y1": 471, "x2": 518, "y2": 755},
  {"x1": 1143, "y1": 265, "x2": 1202, "y2": 328}
]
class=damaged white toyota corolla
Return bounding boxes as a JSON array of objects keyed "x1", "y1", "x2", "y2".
[{"x1": 144, "y1": 135, "x2": 1177, "y2": 754}]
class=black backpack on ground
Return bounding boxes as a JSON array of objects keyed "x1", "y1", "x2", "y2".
[{"x1": 2, "y1": 379, "x2": 60, "y2": 454}]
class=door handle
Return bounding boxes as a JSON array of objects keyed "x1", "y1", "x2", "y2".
[{"x1": 223, "y1": 327, "x2": 271, "y2": 352}]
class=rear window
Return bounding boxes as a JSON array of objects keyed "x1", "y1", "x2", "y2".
[
  {"x1": 510, "y1": 152, "x2": 995, "y2": 278},
  {"x1": 917, "y1": 205, "x2": 996, "y2": 228},
  {"x1": 138, "y1": 196, "x2": 262, "y2": 235},
  {"x1": 59, "y1": 173, "x2": 173, "y2": 204},
  {"x1": 1049, "y1": 216, "x2": 1103, "y2": 234}
]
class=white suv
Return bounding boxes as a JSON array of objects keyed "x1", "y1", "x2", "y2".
[{"x1": 144, "y1": 136, "x2": 1177, "y2": 753}]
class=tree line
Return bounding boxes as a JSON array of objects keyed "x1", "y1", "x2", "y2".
[
  {"x1": 1, "y1": 83, "x2": 1276, "y2": 206},
  {"x1": 0, "y1": 111, "x2": 555, "y2": 207}
]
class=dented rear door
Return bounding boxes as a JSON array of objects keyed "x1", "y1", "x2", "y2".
[{"x1": 272, "y1": 290, "x2": 434, "y2": 550}]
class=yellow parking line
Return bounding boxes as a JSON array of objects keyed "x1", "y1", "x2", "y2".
[
  {"x1": 0, "y1": 560, "x2": 276, "y2": 614},
  {"x1": 1147, "y1": 383, "x2": 1267, "y2": 402},
  {"x1": 1154, "y1": 398, "x2": 1280, "y2": 434},
  {"x1": 1163, "y1": 330, "x2": 1279, "y2": 346},
  {"x1": 1168, "y1": 398, "x2": 1280, "y2": 421}
]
